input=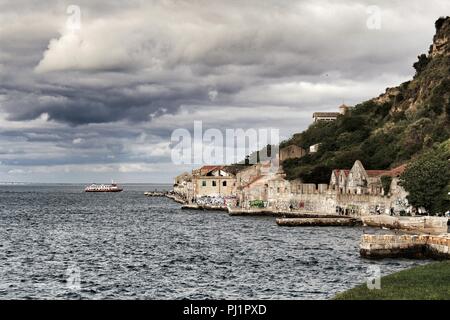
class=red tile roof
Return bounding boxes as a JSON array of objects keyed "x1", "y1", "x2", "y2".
[
  {"x1": 366, "y1": 164, "x2": 407, "y2": 177},
  {"x1": 199, "y1": 165, "x2": 224, "y2": 175},
  {"x1": 333, "y1": 169, "x2": 350, "y2": 176},
  {"x1": 389, "y1": 164, "x2": 407, "y2": 177},
  {"x1": 332, "y1": 163, "x2": 407, "y2": 179},
  {"x1": 366, "y1": 170, "x2": 391, "y2": 177}
]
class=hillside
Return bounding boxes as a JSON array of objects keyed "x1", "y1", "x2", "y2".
[{"x1": 281, "y1": 16, "x2": 450, "y2": 183}]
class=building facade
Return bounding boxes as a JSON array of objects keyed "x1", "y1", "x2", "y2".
[
  {"x1": 279, "y1": 145, "x2": 307, "y2": 162},
  {"x1": 330, "y1": 160, "x2": 406, "y2": 196},
  {"x1": 192, "y1": 166, "x2": 237, "y2": 198},
  {"x1": 312, "y1": 104, "x2": 353, "y2": 123},
  {"x1": 173, "y1": 159, "x2": 411, "y2": 216}
]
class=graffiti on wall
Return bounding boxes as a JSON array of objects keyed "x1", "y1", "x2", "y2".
[{"x1": 196, "y1": 196, "x2": 236, "y2": 207}]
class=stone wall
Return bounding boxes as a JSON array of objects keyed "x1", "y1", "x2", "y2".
[
  {"x1": 279, "y1": 145, "x2": 306, "y2": 162},
  {"x1": 193, "y1": 176, "x2": 236, "y2": 197},
  {"x1": 262, "y1": 177, "x2": 412, "y2": 216},
  {"x1": 361, "y1": 215, "x2": 448, "y2": 234},
  {"x1": 173, "y1": 181, "x2": 194, "y2": 203},
  {"x1": 264, "y1": 189, "x2": 408, "y2": 216},
  {"x1": 268, "y1": 193, "x2": 337, "y2": 213},
  {"x1": 360, "y1": 234, "x2": 450, "y2": 259}
]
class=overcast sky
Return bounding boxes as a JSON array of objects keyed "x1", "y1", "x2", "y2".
[{"x1": 0, "y1": 0, "x2": 448, "y2": 183}]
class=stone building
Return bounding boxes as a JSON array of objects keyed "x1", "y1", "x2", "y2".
[
  {"x1": 173, "y1": 172, "x2": 194, "y2": 203},
  {"x1": 329, "y1": 169, "x2": 350, "y2": 194},
  {"x1": 192, "y1": 165, "x2": 238, "y2": 198},
  {"x1": 309, "y1": 143, "x2": 320, "y2": 153},
  {"x1": 174, "y1": 172, "x2": 191, "y2": 185},
  {"x1": 235, "y1": 162, "x2": 272, "y2": 206},
  {"x1": 312, "y1": 112, "x2": 340, "y2": 123},
  {"x1": 330, "y1": 160, "x2": 406, "y2": 196},
  {"x1": 338, "y1": 103, "x2": 352, "y2": 115},
  {"x1": 279, "y1": 145, "x2": 307, "y2": 162},
  {"x1": 174, "y1": 158, "x2": 411, "y2": 216},
  {"x1": 312, "y1": 104, "x2": 353, "y2": 123}
]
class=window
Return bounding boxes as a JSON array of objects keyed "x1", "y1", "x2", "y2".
[
  {"x1": 222, "y1": 181, "x2": 227, "y2": 187},
  {"x1": 202, "y1": 181, "x2": 206, "y2": 187},
  {"x1": 212, "y1": 181, "x2": 217, "y2": 187}
]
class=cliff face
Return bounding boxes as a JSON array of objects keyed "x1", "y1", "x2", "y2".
[
  {"x1": 281, "y1": 17, "x2": 450, "y2": 183},
  {"x1": 373, "y1": 16, "x2": 450, "y2": 116},
  {"x1": 430, "y1": 17, "x2": 450, "y2": 58}
]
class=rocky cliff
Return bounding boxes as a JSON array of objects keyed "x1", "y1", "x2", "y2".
[{"x1": 282, "y1": 17, "x2": 450, "y2": 183}]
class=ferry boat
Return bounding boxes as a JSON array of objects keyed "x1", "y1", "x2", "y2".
[{"x1": 84, "y1": 182, "x2": 123, "y2": 193}]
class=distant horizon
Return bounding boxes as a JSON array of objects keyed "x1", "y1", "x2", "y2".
[{"x1": 0, "y1": 181, "x2": 173, "y2": 185}]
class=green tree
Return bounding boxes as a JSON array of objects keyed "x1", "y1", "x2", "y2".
[
  {"x1": 413, "y1": 54, "x2": 430, "y2": 75},
  {"x1": 446, "y1": 100, "x2": 450, "y2": 121},
  {"x1": 380, "y1": 176, "x2": 393, "y2": 195},
  {"x1": 400, "y1": 150, "x2": 450, "y2": 214}
]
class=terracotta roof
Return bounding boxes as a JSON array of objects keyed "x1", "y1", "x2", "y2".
[
  {"x1": 199, "y1": 165, "x2": 224, "y2": 175},
  {"x1": 366, "y1": 170, "x2": 391, "y2": 177},
  {"x1": 333, "y1": 169, "x2": 350, "y2": 176},
  {"x1": 367, "y1": 164, "x2": 407, "y2": 178},
  {"x1": 222, "y1": 164, "x2": 248, "y2": 175},
  {"x1": 332, "y1": 163, "x2": 407, "y2": 179},
  {"x1": 389, "y1": 164, "x2": 407, "y2": 177}
]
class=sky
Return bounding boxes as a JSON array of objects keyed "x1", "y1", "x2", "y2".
[{"x1": 0, "y1": 0, "x2": 449, "y2": 183}]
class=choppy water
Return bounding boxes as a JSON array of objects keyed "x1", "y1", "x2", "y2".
[{"x1": 0, "y1": 184, "x2": 428, "y2": 299}]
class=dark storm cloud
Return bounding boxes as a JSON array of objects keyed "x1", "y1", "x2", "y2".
[
  {"x1": 1, "y1": 0, "x2": 442, "y2": 126},
  {"x1": 1, "y1": 80, "x2": 210, "y2": 124},
  {"x1": 2, "y1": 1, "x2": 436, "y2": 124}
]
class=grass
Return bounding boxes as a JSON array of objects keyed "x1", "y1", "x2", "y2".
[{"x1": 334, "y1": 261, "x2": 450, "y2": 300}]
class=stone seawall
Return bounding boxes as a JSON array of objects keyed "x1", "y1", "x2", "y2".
[
  {"x1": 361, "y1": 215, "x2": 448, "y2": 235},
  {"x1": 265, "y1": 192, "x2": 410, "y2": 216},
  {"x1": 228, "y1": 207, "x2": 276, "y2": 216},
  {"x1": 228, "y1": 207, "x2": 350, "y2": 217},
  {"x1": 360, "y1": 234, "x2": 450, "y2": 259},
  {"x1": 276, "y1": 217, "x2": 361, "y2": 227},
  {"x1": 165, "y1": 193, "x2": 186, "y2": 204},
  {"x1": 181, "y1": 204, "x2": 228, "y2": 211}
]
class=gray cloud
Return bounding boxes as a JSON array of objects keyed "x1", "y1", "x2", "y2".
[{"x1": 0, "y1": 0, "x2": 449, "y2": 182}]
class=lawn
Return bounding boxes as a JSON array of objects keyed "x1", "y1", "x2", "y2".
[{"x1": 334, "y1": 261, "x2": 450, "y2": 300}]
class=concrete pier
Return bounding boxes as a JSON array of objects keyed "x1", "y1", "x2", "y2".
[
  {"x1": 145, "y1": 191, "x2": 187, "y2": 204},
  {"x1": 144, "y1": 191, "x2": 168, "y2": 197},
  {"x1": 361, "y1": 215, "x2": 448, "y2": 235},
  {"x1": 276, "y1": 217, "x2": 361, "y2": 227},
  {"x1": 228, "y1": 207, "x2": 276, "y2": 216},
  {"x1": 181, "y1": 204, "x2": 201, "y2": 210},
  {"x1": 166, "y1": 194, "x2": 186, "y2": 204},
  {"x1": 227, "y1": 207, "x2": 350, "y2": 218},
  {"x1": 360, "y1": 234, "x2": 450, "y2": 259},
  {"x1": 181, "y1": 204, "x2": 227, "y2": 211}
]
